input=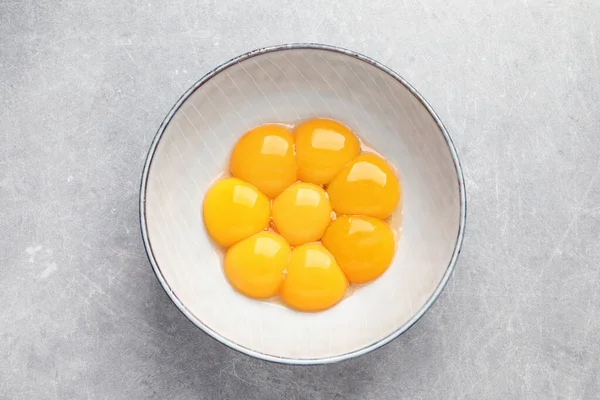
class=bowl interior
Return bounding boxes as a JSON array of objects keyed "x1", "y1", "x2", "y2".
[{"x1": 142, "y1": 46, "x2": 463, "y2": 363}]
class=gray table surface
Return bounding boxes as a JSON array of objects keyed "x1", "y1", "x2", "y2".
[{"x1": 2, "y1": 0, "x2": 600, "y2": 399}]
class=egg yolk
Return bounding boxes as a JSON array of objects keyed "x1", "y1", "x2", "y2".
[
  {"x1": 230, "y1": 124, "x2": 297, "y2": 198},
  {"x1": 280, "y1": 244, "x2": 348, "y2": 312},
  {"x1": 203, "y1": 178, "x2": 270, "y2": 247},
  {"x1": 224, "y1": 231, "x2": 291, "y2": 299},
  {"x1": 327, "y1": 153, "x2": 401, "y2": 219},
  {"x1": 294, "y1": 118, "x2": 360, "y2": 185},
  {"x1": 271, "y1": 182, "x2": 332, "y2": 246},
  {"x1": 322, "y1": 216, "x2": 395, "y2": 283}
]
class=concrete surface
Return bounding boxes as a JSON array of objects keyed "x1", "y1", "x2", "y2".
[{"x1": 1, "y1": 0, "x2": 599, "y2": 399}]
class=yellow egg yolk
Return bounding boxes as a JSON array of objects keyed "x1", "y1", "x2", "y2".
[
  {"x1": 327, "y1": 153, "x2": 401, "y2": 219},
  {"x1": 280, "y1": 244, "x2": 348, "y2": 312},
  {"x1": 224, "y1": 232, "x2": 291, "y2": 299},
  {"x1": 294, "y1": 118, "x2": 360, "y2": 185},
  {"x1": 271, "y1": 182, "x2": 332, "y2": 246},
  {"x1": 322, "y1": 215, "x2": 395, "y2": 283},
  {"x1": 203, "y1": 178, "x2": 270, "y2": 247},
  {"x1": 230, "y1": 124, "x2": 297, "y2": 198}
]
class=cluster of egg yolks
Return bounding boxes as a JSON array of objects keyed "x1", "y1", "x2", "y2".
[
  {"x1": 203, "y1": 118, "x2": 401, "y2": 312},
  {"x1": 294, "y1": 118, "x2": 360, "y2": 185},
  {"x1": 224, "y1": 231, "x2": 291, "y2": 298},
  {"x1": 272, "y1": 182, "x2": 332, "y2": 246},
  {"x1": 322, "y1": 216, "x2": 395, "y2": 284},
  {"x1": 280, "y1": 244, "x2": 348, "y2": 312},
  {"x1": 230, "y1": 124, "x2": 296, "y2": 198},
  {"x1": 203, "y1": 178, "x2": 270, "y2": 247}
]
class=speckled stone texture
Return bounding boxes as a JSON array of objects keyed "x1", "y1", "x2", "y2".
[{"x1": 1, "y1": 1, "x2": 599, "y2": 399}]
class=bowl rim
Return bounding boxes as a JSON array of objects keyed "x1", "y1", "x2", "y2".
[{"x1": 139, "y1": 42, "x2": 467, "y2": 365}]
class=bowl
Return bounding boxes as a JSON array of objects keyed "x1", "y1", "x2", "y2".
[{"x1": 140, "y1": 43, "x2": 466, "y2": 364}]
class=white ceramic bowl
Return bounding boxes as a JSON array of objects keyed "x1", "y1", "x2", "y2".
[{"x1": 140, "y1": 44, "x2": 466, "y2": 364}]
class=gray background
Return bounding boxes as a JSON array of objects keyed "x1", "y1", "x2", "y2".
[{"x1": 2, "y1": 0, "x2": 599, "y2": 399}]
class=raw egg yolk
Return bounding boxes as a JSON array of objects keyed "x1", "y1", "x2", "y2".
[
  {"x1": 294, "y1": 118, "x2": 360, "y2": 185},
  {"x1": 280, "y1": 244, "x2": 348, "y2": 312},
  {"x1": 327, "y1": 153, "x2": 401, "y2": 219},
  {"x1": 322, "y1": 216, "x2": 395, "y2": 283},
  {"x1": 230, "y1": 124, "x2": 297, "y2": 198},
  {"x1": 224, "y1": 231, "x2": 291, "y2": 298},
  {"x1": 271, "y1": 182, "x2": 332, "y2": 246},
  {"x1": 203, "y1": 178, "x2": 270, "y2": 247}
]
